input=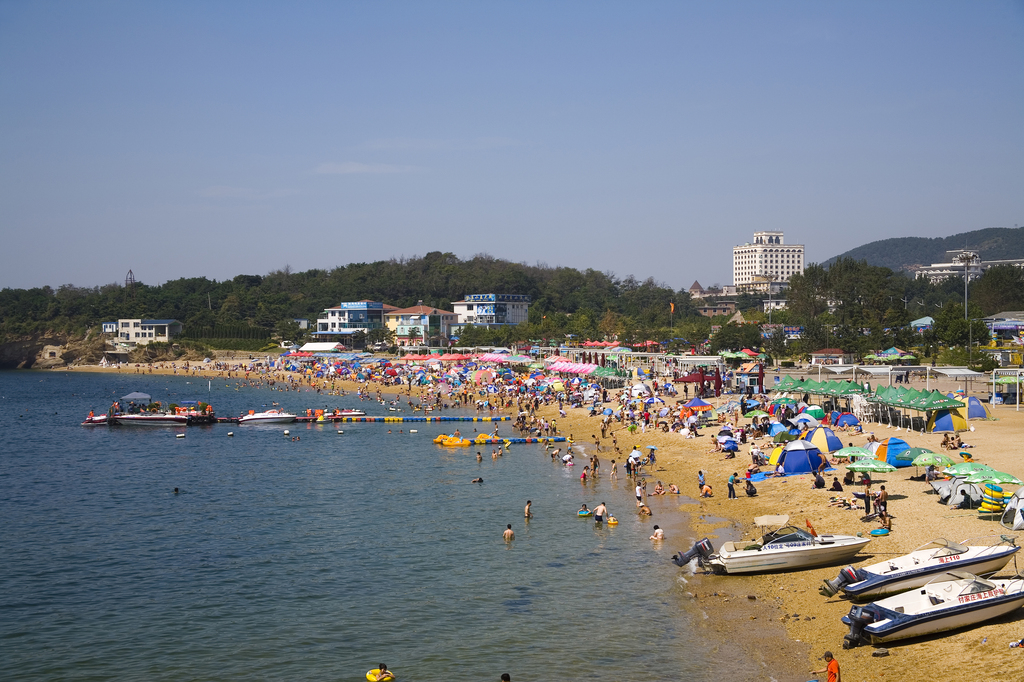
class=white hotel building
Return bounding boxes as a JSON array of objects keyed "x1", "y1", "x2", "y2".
[{"x1": 732, "y1": 231, "x2": 805, "y2": 292}]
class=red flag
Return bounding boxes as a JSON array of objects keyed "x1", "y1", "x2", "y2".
[
  {"x1": 670, "y1": 302, "x2": 675, "y2": 314},
  {"x1": 805, "y1": 520, "x2": 818, "y2": 537}
]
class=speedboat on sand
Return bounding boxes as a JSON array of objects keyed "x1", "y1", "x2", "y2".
[
  {"x1": 821, "y1": 536, "x2": 1020, "y2": 599},
  {"x1": 239, "y1": 409, "x2": 297, "y2": 424},
  {"x1": 674, "y1": 515, "x2": 871, "y2": 574},
  {"x1": 842, "y1": 571, "x2": 1024, "y2": 648}
]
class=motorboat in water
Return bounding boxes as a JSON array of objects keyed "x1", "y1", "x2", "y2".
[
  {"x1": 821, "y1": 536, "x2": 1020, "y2": 599},
  {"x1": 81, "y1": 413, "x2": 110, "y2": 426},
  {"x1": 239, "y1": 409, "x2": 297, "y2": 424},
  {"x1": 113, "y1": 413, "x2": 189, "y2": 426},
  {"x1": 842, "y1": 571, "x2": 1024, "y2": 648},
  {"x1": 674, "y1": 515, "x2": 871, "y2": 575}
]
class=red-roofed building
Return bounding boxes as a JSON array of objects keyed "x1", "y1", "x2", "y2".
[{"x1": 385, "y1": 301, "x2": 458, "y2": 347}]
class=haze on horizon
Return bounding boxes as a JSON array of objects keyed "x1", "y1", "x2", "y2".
[{"x1": 1, "y1": 1, "x2": 1022, "y2": 292}]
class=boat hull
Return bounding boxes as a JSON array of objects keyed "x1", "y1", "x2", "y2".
[
  {"x1": 712, "y1": 537, "x2": 871, "y2": 574},
  {"x1": 239, "y1": 412, "x2": 297, "y2": 424},
  {"x1": 113, "y1": 414, "x2": 189, "y2": 426},
  {"x1": 843, "y1": 547, "x2": 1020, "y2": 599},
  {"x1": 844, "y1": 593, "x2": 1024, "y2": 645}
]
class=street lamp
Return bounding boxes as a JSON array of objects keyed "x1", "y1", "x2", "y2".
[{"x1": 953, "y1": 251, "x2": 979, "y2": 320}]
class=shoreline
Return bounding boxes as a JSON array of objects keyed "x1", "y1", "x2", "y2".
[{"x1": 54, "y1": 363, "x2": 1024, "y2": 679}]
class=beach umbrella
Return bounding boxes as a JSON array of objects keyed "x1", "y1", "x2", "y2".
[
  {"x1": 895, "y1": 446, "x2": 935, "y2": 463},
  {"x1": 965, "y1": 471, "x2": 1023, "y2": 486},
  {"x1": 912, "y1": 452, "x2": 957, "y2": 468},
  {"x1": 646, "y1": 445, "x2": 658, "y2": 450},
  {"x1": 847, "y1": 459, "x2": 897, "y2": 473},
  {"x1": 683, "y1": 398, "x2": 713, "y2": 411},
  {"x1": 833, "y1": 446, "x2": 875, "y2": 461},
  {"x1": 602, "y1": 408, "x2": 614, "y2": 415},
  {"x1": 804, "y1": 405, "x2": 826, "y2": 420},
  {"x1": 744, "y1": 410, "x2": 769, "y2": 418},
  {"x1": 942, "y1": 462, "x2": 993, "y2": 476},
  {"x1": 643, "y1": 397, "x2": 665, "y2": 405}
]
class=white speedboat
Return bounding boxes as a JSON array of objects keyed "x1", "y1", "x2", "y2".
[
  {"x1": 239, "y1": 409, "x2": 297, "y2": 424},
  {"x1": 821, "y1": 537, "x2": 1020, "y2": 599},
  {"x1": 113, "y1": 413, "x2": 189, "y2": 426},
  {"x1": 842, "y1": 572, "x2": 1024, "y2": 648},
  {"x1": 81, "y1": 413, "x2": 110, "y2": 426},
  {"x1": 674, "y1": 515, "x2": 871, "y2": 575}
]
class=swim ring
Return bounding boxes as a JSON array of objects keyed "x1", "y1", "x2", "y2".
[
  {"x1": 366, "y1": 670, "x2": 395, "y2": 682},
  {"x1": 607, "y1": 518, "x2": 619, "y2": 525},
  {"x1": 869, "y1": 529, "x2": 890, "y2": 536},
  {"x1": 578, "y1": 510, "x2": 593, "y2": 517}
]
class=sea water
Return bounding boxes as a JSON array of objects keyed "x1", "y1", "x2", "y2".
[{"x1": 1, "y1": 371, "x2": 728, "y2": 680}]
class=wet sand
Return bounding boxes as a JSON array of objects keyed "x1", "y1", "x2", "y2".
[{"x1": 65, "y1": 362, "x2": 1024, "y2": 679}]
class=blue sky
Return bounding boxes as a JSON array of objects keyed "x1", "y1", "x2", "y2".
[{"x1": 2, "y1": 1, "x2": 1022, "y2": 291}]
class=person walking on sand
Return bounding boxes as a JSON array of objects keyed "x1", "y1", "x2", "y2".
[
  {"x1": 697, "y1": 470, "x2": 705, "y2": 493},
  {"x1": 810, "y1": 650, "x2": 840, "y2": 682},
  {"x1": 503, "y1": 524, "x2": 515, "y2": 542},
  {"x1": 727, "y1": 472, "x2": 738, "y2": 499}
]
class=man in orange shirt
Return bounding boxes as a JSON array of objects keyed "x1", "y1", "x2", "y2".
[{"x1": 811, "y1": 651, "x2": 840, "y2": 682}]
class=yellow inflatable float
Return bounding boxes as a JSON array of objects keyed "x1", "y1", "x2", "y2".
[
  {"x1": 366, "y1": 669, "x2": 395, "y2": 681},
  {"x1": 432, "y1": 434, "x2": 473, "y2": 446}
]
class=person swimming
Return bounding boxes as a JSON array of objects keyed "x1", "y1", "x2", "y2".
[{"x1": 472, "y1": 478, "x2": 483, "y2": 483}]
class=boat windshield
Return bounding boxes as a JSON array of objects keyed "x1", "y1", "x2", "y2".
[
  {"x1": 958, "y1": 576, "x2": 998, "y2": 597},
  {"x1": 762, "y1": 526, "x2": 815, "y2": 547},
  {"x1": 923, "y1": 539, "x2": 969, "y2": 558}
]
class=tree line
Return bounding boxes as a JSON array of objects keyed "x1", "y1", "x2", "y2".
[{"x1": 2, "y1": 252, "x2": 1022, "y2": 356}]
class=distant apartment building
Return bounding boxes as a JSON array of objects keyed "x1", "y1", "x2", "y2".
[
  {"x1": 733, "y1": 231, "x2": 805, "y2": 292},
  {"x1": 451, "y1": 294, "x2": 531, "y2": 327},
  {"x1": 314, "y1": 300, "x2": 399, "y2": 339},
  {"x1": 914, "y1": 249, "x2": 1024, "y2": 284},
  {"x1": 384, "y1": 302, "x2": 458, "y2": 347},
  {"x1": 104, "y1": 319, "x2": 183, "y2": 346},
  {"x1": 697, "y1": 301, "x2": 737, "y2": 317}
]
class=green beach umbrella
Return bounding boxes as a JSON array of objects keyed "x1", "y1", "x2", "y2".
[
  {"x1": 965, "y1": 470, "x2": 1023, "y2": 486},
  {"x1": 895, "y1": 446, "x2": 934, "y2": 463},
  {"x1": 846, "y1": 459, "x2": 897, "y2": 473},
  {"x1": 744, "y1": 410, "x2": 769, "y2": 418},
  {"x1": 833, "y1": 446, "x2": 875, "y2": 461},
  {"x1": 911, "y1": 452, "x2": 957, "y2": 468},
  {"x1": 942, "y1": 462, "x2": 993, "y2": 477}
]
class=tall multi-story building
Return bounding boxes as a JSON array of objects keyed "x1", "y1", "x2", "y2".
[{"x1": 732, "y1": 231, "x2": 805, "y2": 292}]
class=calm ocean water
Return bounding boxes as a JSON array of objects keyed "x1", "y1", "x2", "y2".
[{"x1": 0, "y1": 371, "x2": 729, "y2": 681}]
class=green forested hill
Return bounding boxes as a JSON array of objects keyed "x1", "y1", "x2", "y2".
[{"x1": 825, "y1": 226, "x2": 1024, "y2": 272}]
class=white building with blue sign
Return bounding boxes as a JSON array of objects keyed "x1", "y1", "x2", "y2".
[
  {"x1": 451, "y1": 294, "x2": 530, "y2": 328},
  {"x1": 315, "y1": 300, "x2": 395, "y2": 339}
]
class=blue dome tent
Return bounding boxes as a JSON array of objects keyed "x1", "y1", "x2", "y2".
[{"x1": 778, "y1": 440, "x2": 826, "y2": 475}]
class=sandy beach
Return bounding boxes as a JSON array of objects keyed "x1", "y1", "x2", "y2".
[{"x1": 65, "y1": 360, "x2": 1024, "y2": 680}]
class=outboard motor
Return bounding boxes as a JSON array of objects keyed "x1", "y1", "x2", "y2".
[
  {"x1": 820, "y1": 565, "x2": 865, "y2": 597},
  {"x1": 842, "y1": 605, "x2": 876, "y2": 649},
  {"x1": 673, "y1": 538, "x2": 714, "y2": 568}
]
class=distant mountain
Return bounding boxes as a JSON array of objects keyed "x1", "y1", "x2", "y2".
[{"x1": 824, "y1": 226, "x2": 1024, "y2": 273}]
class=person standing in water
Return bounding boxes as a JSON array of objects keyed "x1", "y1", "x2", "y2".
[
  {"x1": 524, "y1": 500, "x2": 533, "y2": 519},
  {"x1": 593, "y1": 501, "x2": 608, "y2": 524},
  {"x1": 503, "y1": 524, "x2": 515, "y2": 542}
]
